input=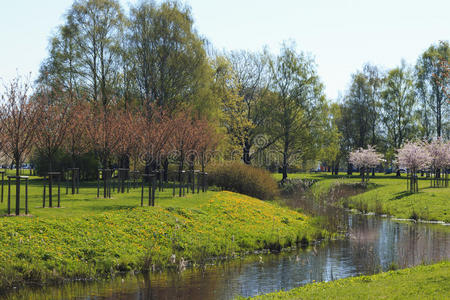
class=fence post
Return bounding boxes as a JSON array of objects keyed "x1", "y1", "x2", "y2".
[
  {"x1": 57, "y1": 173, "x2": 61, "y2": 208},
  {"x1": 0, "y1": 171, "x2": 4, "y2": 203},
  {"x1": 43, "y1": 176, "x2": 46, "y2": 208},
  {"x1": 25, "y1": 177, "x2": 28, "y2": 215},
  {"x1": 7, "y1": 177, "x2": 11, "y2": 215}
]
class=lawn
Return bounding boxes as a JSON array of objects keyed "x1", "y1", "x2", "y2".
[
  {"x1": 0, "y1": 176, "x2": 328, "y2": 291},
  {"x1": 249, "y1": 261, "x2": 450, "y2": 299},
  {"x1": 273, "y1": 172, "x2": 450, "y2": 222}
]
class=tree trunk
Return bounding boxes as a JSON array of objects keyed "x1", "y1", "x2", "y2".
[
  {"x1": 242, "y1": 139, "x2": 251, "y2": 165},
  {"x1": 15, "y1": 158, "x2": 20, "y2": 215}
]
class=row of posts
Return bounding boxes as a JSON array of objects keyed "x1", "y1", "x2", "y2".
[
  {"x1": 0, "y1": 171, "x2": 29, "y2": 216},
  {"x1": 1, "y1": 167, "x2": 208, "y2": 216},
  {"x1": 96, "y1": 168, "x2": 208, "y2": 206}
]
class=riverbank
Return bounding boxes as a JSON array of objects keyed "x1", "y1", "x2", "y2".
[
  {"x1": 248, "y1": 261, "x2": 450, "y2": 299},
  {"x1": 274, "y1": 173, "x2": 450, "y2": 223},
  {"x1": 0, "y1": 190, "x2": 328, "y2": 291}
]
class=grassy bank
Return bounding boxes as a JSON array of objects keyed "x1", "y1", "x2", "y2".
[
  {"x1": 248, "y1": 261, "x2": 450, "y2": 299},
  {"x1": 274, "y1": 173, "x2": 450, "y2": 222},
  {"x1": 0, "y1": 186, "x2": 327, "y2": 291}
]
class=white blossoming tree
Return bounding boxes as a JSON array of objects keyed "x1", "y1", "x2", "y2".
[
  {"x1": 396, "y1": 141, "x2": 431, "y2": 193},
  {"x1": 427, "y1": 138, "x2": 450, "y2": 188},
  {"x1": 349, "y1": 145, "x2": 383, "y2": 182}
]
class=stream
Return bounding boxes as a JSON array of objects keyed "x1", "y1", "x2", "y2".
[{"x1": 4, "y1": 213, "x2": 449, "y2": 299}]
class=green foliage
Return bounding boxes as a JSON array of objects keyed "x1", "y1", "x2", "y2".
[
  {"x1": 207, "y1": 162, "x2": 279, "y2": 200},
  {"x1": 267, "y1": 43, "x2": 327, "y2": 180},
  {"x1": 31, "y1": 150, "x2": 99, "y2": 180},
  {"x1": 250, "y1": 261, "x2": 450, "y2": 299},
  {"x1": 381, "y1": 61, "x2": 417, "y2": 149}
]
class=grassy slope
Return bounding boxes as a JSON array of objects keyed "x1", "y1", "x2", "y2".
[
  {"x1": 0, "y1": 180, "x2": 326, "y2": 290},
  {"x1": 250, "y1": 261, "x2": 450, "y2": 300},
  {"x1": 273, "y1": 172, "x2": 450, "y2": 222}
]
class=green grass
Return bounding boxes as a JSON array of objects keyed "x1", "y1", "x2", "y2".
[
  {"x1": 274, "y1": 172, "x2": 450, "y2": 222},
  {"x1": 0, "y1": 177, "x2": 328, "y2": 291},
  {"x1": 248, "y1": 261, "x2": 450, "y2": 299}
]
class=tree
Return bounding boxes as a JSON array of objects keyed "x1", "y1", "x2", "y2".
[
  {"x1": 194, "y1": 119, "x2": 220, "y2": 172},
  {"x1": 416, "y1": 41, "x2": 449, "y2": 138},
  {"x1": 38, "y1": 19, "x2": 81, "y2": 101},
  {"x1": 141, "y1": 106, "x2": 175, "y2": 175},
  {"x1": 267, "y1": 44, "x2": 326, "y2": 182},
  {"x1": 128, "y1": 1, "x2": 215, "y2": 116},
  {"x1": 381, "y1": 61, "x2": 416, "y2": 148},
  {"x1": 427, "y1": 138, "x2": 450, "y2": 187},
  {"x1": 397, "y1": 141, "x2": 430, "y2": 193},
  {"x1": 349, "y1": 146, "x2": 383, "y2": 182},
  {"x1": 85, "y1": 102, "x2": 122, "y2": 169},
  {"x1": 64, "y1": 100, "x2": 90, "y2": 169},
  {"x1": 213, "y1": 56, "x2": 253, "y2": 157},
  {"x1": 68, "y1": 0, "x2": 124, "y2": 106},
  {"x1": 381, "y1": 61, "x2": 417, "y2": 176},
  {"x1": 317, "y1": 103, "x2": 342, "y2": 175},
  {"x1": 0, "y1": 77, "x2": 41, "y2": 214},
  {"x1": 227, "y1": 50, "x2": 270, "y2": 164},
  {"x1": 34, "y1": 89, "x2": 73, "y2": 172}
]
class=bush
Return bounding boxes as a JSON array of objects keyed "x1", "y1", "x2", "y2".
[
  {"x1": 207, "y1": 162, "x2": 279, "y2": 200},
  {"x1": 32, "y1": 150, "x2": 99, "y2": 180}
]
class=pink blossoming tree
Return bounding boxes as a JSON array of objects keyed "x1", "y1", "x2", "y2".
[
  {"x1": 396, "y1": 141, "x2": 431, "y2": 193},
  {"x1": 349, "y1": 145, "x2": 383, "y2": 182},
  {"x1": 426, "y1": 138, "x2": 450, "y2": 188}
]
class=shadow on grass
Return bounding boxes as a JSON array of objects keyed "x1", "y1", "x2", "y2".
[{"x1": 392, "y1": 191, "x2": 414, "y2": 200}]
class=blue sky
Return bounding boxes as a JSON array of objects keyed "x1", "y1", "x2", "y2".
[{"x1": 1, "y1": 0, "x2": 449, "y2": 100}]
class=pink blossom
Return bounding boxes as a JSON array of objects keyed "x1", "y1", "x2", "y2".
[
  {"x1": 427, "y1": 138, "x2": 450, "y2": 170},
  {"x1": 396, "y1": 141, "x2": 431, "y2": 171},
  {"x1": 349, "y1": 145, "x2": 383, "y2": 169}
]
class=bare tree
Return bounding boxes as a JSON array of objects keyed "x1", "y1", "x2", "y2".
[{"x1": 0, "y1": 77, "x2": 41, "y2": 214}]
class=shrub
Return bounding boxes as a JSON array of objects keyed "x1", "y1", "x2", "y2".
[
  {"x1": 32, "y1": 150, "x2": 99, "y2": 180},
  {"x1": 207, "y1": 162, "x2": 279, "y2": 200}
]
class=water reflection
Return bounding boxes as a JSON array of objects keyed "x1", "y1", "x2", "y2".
[{"x1": 4, "y1": 215, "x2": 450, "y2": 300}]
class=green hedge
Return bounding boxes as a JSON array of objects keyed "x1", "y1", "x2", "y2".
[{"x1": 207, "y1": 162, "x2": 279, "y2": 200}]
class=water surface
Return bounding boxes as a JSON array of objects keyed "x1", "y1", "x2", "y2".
[{"x1": 5, "y1": 215, "x2": 449, "y2": 299}]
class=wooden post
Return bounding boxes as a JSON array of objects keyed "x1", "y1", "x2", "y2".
[
  {"x1": 43, "y1": 176, "x2": 46, "y2": 208},
  {"x1": 15, "y1": 176, "x2": 20, "y2": 215},
  {"x1": 66, "y1": 170, "x2": 69, "y2": 195},
  {"x1": 57, "y1": 173, "x2": 61, "y2": 208},
  {"x1": 141, "y1": 177, "x2": 144, "y2": 207},
  {"x1": 182, "y1": 171, "x2": 186, "y2": 197},
  {"x1": 7, "y1": 177, "x2": 11, "y2": 215},
  {"x1": 148, "y1": 175, "x2": 152, "y2": 206},
  {"x1": 172, "y1": 171, "x2": 176, "y2": 197},
  {"x1": 192, "y1": 170, "x2": 195, "y2": 194},
  {"x1": 179, "y1": 170, "x2": 182, "y2": 197},
  {"x1": 197, "y1": 172, "x2": 200, "y2": 194},
  {"x1": 49, "y1": 173, "x2": 53, "y2": 208},
  {"x1": 0, "y1": 171, "x2": 4, "y2": 203},
  {"x1": 151, "y1": 175, "x2": 156, "y2": 206},
  {"x1": 97, "y1": 170, "x2": 100, "y2": 198},
  {"x1": 25, "y1": 177, "x2": 28, "y2": 215},
  {"x1": 76, "y1": 168, "x2": 80, "y2": 194}
]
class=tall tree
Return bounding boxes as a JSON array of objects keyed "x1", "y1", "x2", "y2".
[
  {"x1": 68, "y1": 0, "x2": 124, "y2": 106},
  {"x1": 38, "y1": 18, "x2": 81, "y2": 100},
  {"x1": 268, "y1": 44, "x2": 326, "y2": 182},
  {"x1": 381, "y1": 61, "x2": 416, "y2": 151},
  {"x1": 416, "y1": 41, "x2": 449, "y2": 138},
  {"x1": 0, "y1": 77, "x2": 41, "y2": 214},
  {"x1": 227, "y1": 50, "x2": 270, "y2": 164},
  {"x1": 128, "y1": 1, "x2": 215, "y2": 116},
  {"x1": 34, "y1": 89, "x2": 73, "y2": 172}
]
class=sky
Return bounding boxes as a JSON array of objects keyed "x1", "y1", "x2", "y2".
[{"x1": 1, "y1": 0, "x2": 449, "y2": 100}]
